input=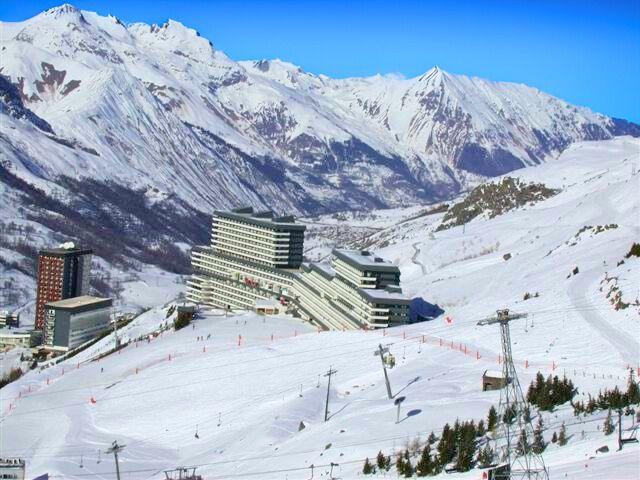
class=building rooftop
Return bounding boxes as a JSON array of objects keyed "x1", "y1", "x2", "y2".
[
  {"x1": 40, "y1": 242, "x2": 93, "y2": 257},
  {"x1": 214, "y1": 207, "x2": 306, "y2": 231},
  {"x1": 310, "y1": 262, "x2": 336, "y2": 280},
  {"x1": 483, "y1": 370, "x2": 505, "y2": 379},
  {"x1": 254, "y1": 298, "x2": 281, "y2": 308},
  {"x1": 360, "y1": 286, "x2": 411, "y2": 305},
  {"x1": 0, "y1": 332, "x2": 30, "y2": 338},
  {"x1": 332, "y1": 249, "x2": 400, "y2": 273},
  {"x1": 45, "y1": 295, "x2": 112, "y2": 311}
]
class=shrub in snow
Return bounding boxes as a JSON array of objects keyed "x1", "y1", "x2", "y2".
[
  {"x1": 532, "y1": 417, "x2": 546, "y2": 453},
  {"x1": 625, "y1": 242, "x2": 640, "y2": 258},
  {"x1": 477, "y1": 444, "x2": 494, "y2": 468},
  {"x1": 558, "y1": 423, "x2": 567, "y2": 446},
  {"x1": 0, "y1": 367, "x2": 23, "y2": 388},
  {"x1": 362, "y1": 457, "x2": 374, "y2": 474},
  {"x1": 603, "y1": 410, "x2": 615, "y2": 435},
  {"x1": 376, "y1": 451, "x2": 391, "y2": 471},
  {"x1": 173, "y1": 313, "x2": 191, "y2": 330}
]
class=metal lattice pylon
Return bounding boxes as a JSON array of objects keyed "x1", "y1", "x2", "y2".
[{"x1": 478, "y1": 309, "x2": 549, "y2": 480}]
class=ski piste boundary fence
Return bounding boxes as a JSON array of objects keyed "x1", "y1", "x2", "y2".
[{"x1": 3, "y1": 312, "x2": 636, "y2": 418}]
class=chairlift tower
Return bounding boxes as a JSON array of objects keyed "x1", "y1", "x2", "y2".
[
  {"x1": 105, "y1": 441, "x2": 125, "y2": 480},
  {"x1": 477, "y1": 309, "x2": 548, "y2": 480}
]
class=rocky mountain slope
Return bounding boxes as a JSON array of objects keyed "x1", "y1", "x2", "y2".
[
  {"x1": 1, "y1": 4, "x2": 638, "y2": 315},
  {"x1": 2, "y1": 138, "x2": 638, "y2": 479},
  {"x1": 1, "y1": 4, "x2": 638, "y2": 215}
]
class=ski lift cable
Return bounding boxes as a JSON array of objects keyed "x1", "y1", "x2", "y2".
[
  {"x1": 5, "y1": 311, "x2": 631, "y2": 426},
  {"x1": 44, "y1": 410, "x2": 619, "y2": 478},
  {"x1": 24, "y1": 297, "x2": 625, "y2": 401}
]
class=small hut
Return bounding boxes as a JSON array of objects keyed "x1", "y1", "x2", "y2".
[
  {"x1": 176, "y1": 305, "x2": 196, "y2": 324},
  {"x1": 482, "y1": 370, "x2": 506, "y2": 391},
  {"x1": 254, "y1": 299, "x2": 280, "y2": 316}
]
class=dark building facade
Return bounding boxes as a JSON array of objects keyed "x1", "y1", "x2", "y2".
[
  {"x1": 44, "y1": 296, "x2": 112, "y2": 349},
  {"x1": 34, "y1": 243, "x2": 92, "y2": 330}
]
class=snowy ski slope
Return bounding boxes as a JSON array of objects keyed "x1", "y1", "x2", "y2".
[{"x1": 1, "y1": 137, "x2": 639, "y2": 479}]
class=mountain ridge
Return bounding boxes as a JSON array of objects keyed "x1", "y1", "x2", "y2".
[{"x1": 1, "y1": 4, "x2": 638, "y2": 217}]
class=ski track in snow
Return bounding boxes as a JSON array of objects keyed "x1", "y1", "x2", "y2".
[
  {"x1": 411, "y1": 242, "x2": 428, "y2": 275},
  {"x1": 568, "y1": 268, "x2": 639, "y2": 366}
]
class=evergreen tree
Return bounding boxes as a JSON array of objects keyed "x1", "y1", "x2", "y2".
[
  {"x1": 477, "y1": 444, "x2": 494, "y2": 468},
  {"x1": 532, "y1": 416, "x2": 546, "y2": 453},
  {"x1": 427, "y1": 431, "x2": 437, "y2": 445},
  {"x1": 477, "y1": 419, "x2": 486, "y2": 437},
  {"x1": 415, "y1": 445, "x2": 434, "y2": 477},
  {"x1": 376, "y1": 450, "x2": 390, "y2": 471},
  {"x1": 558, "y1": 423, "x2": 567, "y2": 446},
  {"x1": 626, "y1": 369, "x2": 640, "y2": 405},
  {"x1": 604, "y1": 409, "x2": 615, "y2": 435},
  {"x1": 523, "y1": 405, "x2": 532, "y2": 423},
  {"x1": 362, "y1": 457, "x2": 374, "y2": 474},
  {"x1": 515, "y1": 429, "x2": 529, "y2": 456},
  {"x1": 488, "y1": 406, "x2": 498, "y2": 431},
  {"x1": 503, "y1": 404, "x2": 517, "y2": 424},
  {"x1": 403, "y1": 450, "x2": 414, "y2": 477},
  {"x1": 527, "y1": 372, "x2": 545, "y2": 403},
  {"x1": 396, "y1": 454, "x2": 406, "y2": 475},
  {"x1": 455, "y1": 435, "x2": 475, "y2": 472},
  {"x1": 551, "y1": 431, "x2": 558, "y2": 444},
  {"x1": 437, "y1": 423, "x2": 455, "y2": 466}
]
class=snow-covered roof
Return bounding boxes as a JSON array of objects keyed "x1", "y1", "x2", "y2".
[
  {"x1": 214, "y1": 207, "x2": 306, "y2": 230},
  {"x1": 360, "y1": 287, "x2": 411, "y2": 305},
  {"x1": 332, "y1": 249, "x2": 400, "y2": 273},
  {"x1": 46, "y1": 295, "x2": 112, "y2": 312}
]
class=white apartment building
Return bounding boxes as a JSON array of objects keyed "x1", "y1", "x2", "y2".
[
  {"x1": 187, "y1": 208, "x2": 411, "y2": 330},
  {"x1": 0, "y1": 458, "x2": 25, "y2": 480}
]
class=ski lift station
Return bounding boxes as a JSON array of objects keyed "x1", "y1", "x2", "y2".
[{"x1": 187, "y1": 207, "x2": 413, "y2": 331}]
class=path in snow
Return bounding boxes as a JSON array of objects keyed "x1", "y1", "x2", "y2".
[
  {"x1": 411, "y1": 242, "x2": 427, "y2": 275},
  {"x1": 568, "y1": 268, "x2": 639, "y2": 366}
]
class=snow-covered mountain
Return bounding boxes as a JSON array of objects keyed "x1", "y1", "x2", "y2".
[
  {"x1": 1, "y1": 4, "x2": 639, "y2": 314},
  {"x1": 2, "y1": 137, "x2": 638, "y2": 479},
  {"x1": 1, "y1": 3, "x2": 638, "y2": 216}
]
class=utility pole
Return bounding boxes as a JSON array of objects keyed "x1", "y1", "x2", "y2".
[
  {"x1": 478, "y1": 309, "x2": 548, "y2": 480},
  {"x1": 106, "y1": 441, "x2": 125, "y2": 480},
  {"x1": 112, "y1": 307, "x2": 120, "y2": 350},
  {"x1": 618, "y1": 409, "x2": 623, "y2": 451},
  {"x1": 324, "y1": 366, "x2": 337, "y2": 422},
  {"x1": 375, "y1": 344, "x2": 393, "y2": 399}
]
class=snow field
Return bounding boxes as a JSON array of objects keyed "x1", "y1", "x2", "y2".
[{"x1": 1, "y1": 304, "x2": 637, "y2": 479}]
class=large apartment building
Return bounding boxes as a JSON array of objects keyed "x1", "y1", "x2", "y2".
[
  {"x1": 34, "y1": 243, "x2": 92, "y2": 330},
  {"x1": 188, "y1": 207, "x2": 410, "y2": 330},
  {"x1": 43, "y1": 295, "x2": 112, "y2": 350}
]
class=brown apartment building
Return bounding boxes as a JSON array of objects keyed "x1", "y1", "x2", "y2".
[{"x1": 34, "y1": 243, "x2": 92, "y2": 330}]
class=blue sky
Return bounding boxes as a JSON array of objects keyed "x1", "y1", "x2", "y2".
[{"x1": 2, "y1": 0, "x2": 639, "y2": 122}]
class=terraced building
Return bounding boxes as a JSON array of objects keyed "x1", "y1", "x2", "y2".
[{"x1": 187, "y1": 208, "x2": 410, "y2": 330}]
